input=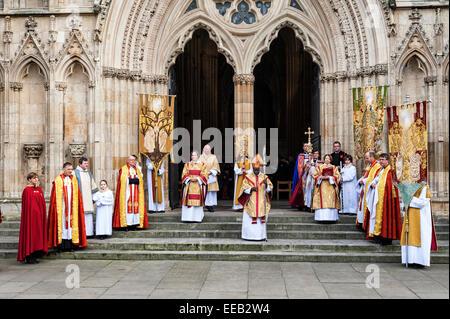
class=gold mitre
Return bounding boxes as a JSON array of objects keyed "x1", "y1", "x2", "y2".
[
  {"x1": 252, "y1": 154, "x2": 265, "y2": 169},
  {"x1": 238, "y1": 135, "x2": 249, "y2": 158}
]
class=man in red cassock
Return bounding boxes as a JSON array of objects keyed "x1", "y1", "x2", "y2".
[
  {"x1": 17, "y1": 172, "x2": 48, "y2": 264},
  {"x1": 48, "y1": 162, "x2": 87, "y2": 252},
  {"x1": 366, "y1": 153, "x2": 403, "y2": 245}
]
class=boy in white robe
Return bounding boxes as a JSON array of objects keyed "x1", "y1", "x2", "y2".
[
  {"x1": 340, "y1": 155, "x2": 358, "y2": 215},
  {"x1": 93, "y1": 180, "x2": 114, "y2": 239}
]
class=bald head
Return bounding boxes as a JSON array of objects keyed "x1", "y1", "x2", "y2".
[
  {"x1": 203, "y1": 145, "x2": 211, "y2": 155},
  {"x1": 364, "y1": 151, "x2": 376, "y2": 165}
]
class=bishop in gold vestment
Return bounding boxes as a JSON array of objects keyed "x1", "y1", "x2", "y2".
[
  {"x1": 181, "y1": 151, "x2": 208, "y2": 223},
  {"x1": 312, "y1": 155, "x2": 341, "y2": 222},
  {"x1": 200, "y1": 145, "x2": 221, "y2": 212},
  {"x1": 238, "y1": 154, "x2": 273, "y2": 241},
  {"x1": 233, "y1": 136, "x2": 252, "y2": 211}
]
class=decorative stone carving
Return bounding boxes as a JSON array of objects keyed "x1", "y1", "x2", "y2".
[
  {"x1": 424, "y1": 76, "x2": 437, "y2": 85},
  {"x1": 25, "y1": 16, "x2": 38, "y2": 32},
  {"x1": 23, "y1": 40, "x2": 39, "y2": 56},
  {"x1": 68, "y1": 14, "x2": 83, "y2": 31},
  {"x1": 233, "y1": 74, "x2": 255, "y2": 85},
  {"x1": 24, "y1": 144, "x2": 44, "y2": 159},
  {"x1": 68, "y1": 42, "x2": 83, "y2": 56},
  {"x1": 3, "y1": 30, "x2": 12, "y2": 44},
  {"x1": 102, "y1": 67, "x2": 116, "y2": 78},
  {"x1": 69, "y1": 144, "x2": 87, "y2": 159},
  {"x1": 434, "y1": 8, "x2": 444, "y2": 36},
  {"x1": 335, "y1": 71, "x2": 347, "y2": 82},
  {"x1": 374, "y1": 64, "x2": 388, "y2": 75},
  {"x1": 55, "y1": 82, "x2": 67, "y2": 91},
  {"x1": 409, "y1": 8, "x2": 422, "y2": 23},
  {"x1": 380, "y1": 0, "x2": 397, "y2": 37},
  {"x1": 49, "y1": 16, "x2": 57, "y2": 44},
  {"x1": 10, "y1": 82, "x2": 23, "y2": 91}
]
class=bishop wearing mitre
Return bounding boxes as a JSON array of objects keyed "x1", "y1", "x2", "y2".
[{"x1": 238, "y1": 154, "x2": 273, "y2": 241}]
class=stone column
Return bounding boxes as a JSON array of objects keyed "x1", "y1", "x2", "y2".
[
  {"x1": 9, "y1": 82, "x2": 23, "y2": 197},
  {"x1": 233, "y1": 74, "x2": 255, "y2": 159},
  {"x1": 424, "y1": 76, "x2": 439, "y2": 197},
  {"x1": 335, "y1": 72, "x2": 347, "y2": 148},
  {"x1": 52, "y1": 82, "x2": 67, "y2": 186}
]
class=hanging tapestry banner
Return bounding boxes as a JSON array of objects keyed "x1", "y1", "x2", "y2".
[
  {"x1": 387, "y1": 101, "x2": 428, "y2": 183},
  {"x1": 139, "y1": 94, "x2": 175, "y2": 167},
  {"x1": 353, "y1": 86, "x2": 388, "y2": 160}
]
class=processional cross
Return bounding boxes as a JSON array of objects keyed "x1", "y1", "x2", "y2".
[{"x1": 304, "y1": 127, "x2": 315, "y2": 153}]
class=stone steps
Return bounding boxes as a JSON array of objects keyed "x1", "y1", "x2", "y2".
[
  {"x1": 1, "y1": 248, "x2": 448, "y2": 263},
  {"x1": 2, "y1": 227, "x2": 447, "y2": 240},
  {"x1": 2, "y1": 237, "x2": 448, "y2": 254},
  {"x1": 1, "y1": 210, "x2": 448, "y2": 264}
]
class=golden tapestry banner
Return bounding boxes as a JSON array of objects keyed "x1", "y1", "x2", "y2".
[
  {"x1": 139, "y1": 94, "x2": 175, "y2": 162},
  {"x1": 353, "y1": 86, "x2": 388, "y2": 160},
  {"x1": 387, "y1": 101, "x2": 428, "y2": 183}
]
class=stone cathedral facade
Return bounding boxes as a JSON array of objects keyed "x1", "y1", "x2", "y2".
[{"x1": 0, "y1": 0, "x2": 448, "y2": 214}]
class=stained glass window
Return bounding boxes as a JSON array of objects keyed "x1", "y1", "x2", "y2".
[
  {"x1": 231, "y1": 1, "x2": 256, "y2": 25},
  {"x1": 185, "y1": 0, "x2": 198, "y2": 13},
  {"x1": 216, "y1": 1, "x2": 232, "y2": 16},
  {"x1": 290, "y1": 0, "x2": 303, "y2": 11},
  {"x1": 256, "y1": 1, "x2": 271, "y2": 15}
]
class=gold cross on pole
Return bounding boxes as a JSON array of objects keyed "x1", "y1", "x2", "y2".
[
  {"x1": 305, "y1": 127, "x2": 315, "y2": 145},
  {"x1": 304, "y1": 127, "x2": 315, "y2": 154}
]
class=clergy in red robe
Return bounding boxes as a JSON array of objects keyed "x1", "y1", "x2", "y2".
[
  {"x1": 366, "y1": 153, "x2": 402, "y2": 245},
  {"x1": 17, "y1": 172, "x2": 48, "y2": 264},
  {"x1": 113, "y1": 155, "x2": 148, "y2": 230},
  {"x1": 48, "y1": 163, "x2": 87, "y2": 252},
  {"x1": 289, "y1": 143, "x2": 312, "y2": 210}
]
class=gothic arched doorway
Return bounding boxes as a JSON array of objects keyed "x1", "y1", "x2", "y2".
[
  {"x1": 254, "y1": 27, "x2": 321, "y2": 198},
  {"x1": 168, "y1": 28, "x2": 235, "y2": 209}
]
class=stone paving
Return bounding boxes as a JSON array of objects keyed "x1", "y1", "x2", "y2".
[{"x1": 0, "y1": 259, "x2": 448, "y2": 299}]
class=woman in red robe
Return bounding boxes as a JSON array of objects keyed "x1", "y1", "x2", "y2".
[{"x1": 17, "y1": 172, "x2": 48, "y2": 264}]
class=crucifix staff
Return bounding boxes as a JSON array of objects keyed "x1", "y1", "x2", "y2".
[{"x1": 305, "y1": 127, "x2": 315, "y2": 154}]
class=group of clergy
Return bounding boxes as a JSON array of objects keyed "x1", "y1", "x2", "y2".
[
  {"x1": 290, "y1": 141, "x2": 355, "y2": 221},
  {"x1": 289, "y1": 141, "x2": 438, "y2": 267},
  {"x1": 16, "y1": 159, "x2": 115, "y2": 264},
  {"x1": 15, "y1": 140, "x2": 438, "y2": 268}
]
